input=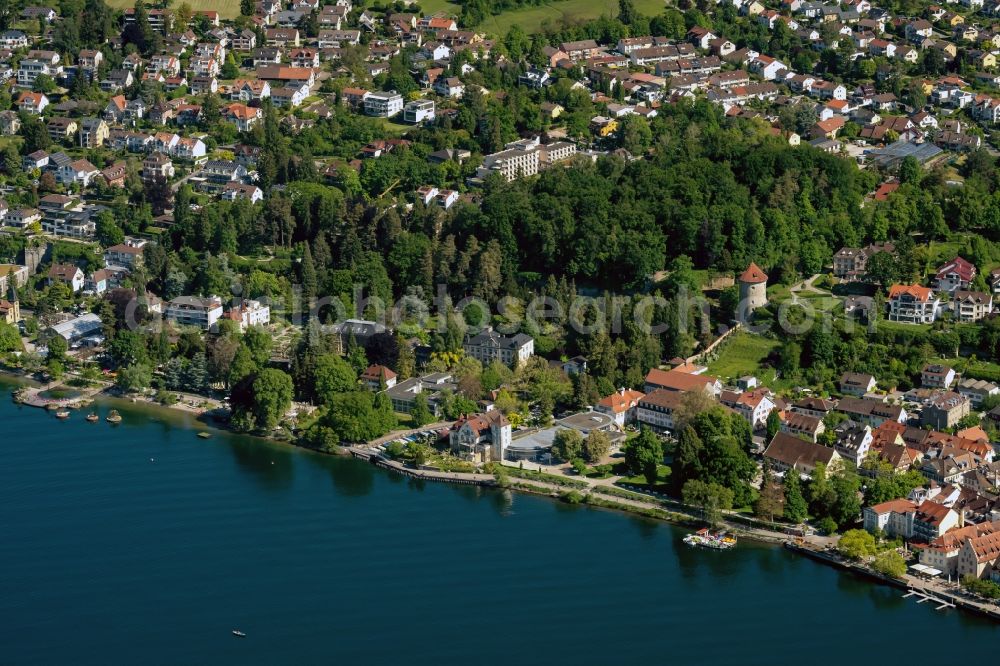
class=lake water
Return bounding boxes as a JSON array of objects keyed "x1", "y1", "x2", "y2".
[{"x1": 1, "y1": 393, "x2": 997, "y2": 665}]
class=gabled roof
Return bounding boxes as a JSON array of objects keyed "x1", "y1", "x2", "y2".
[
  {"x1": 598, "y1": 388, "x2": 645, "y2": 414},
  {"x1": 936, "y1": 256, "x2": 976, "y2": 282},
  {"x1": 644, "y1": 368, "x2": 718, "y2": 392},
  {"x1": 764, "y1": 432, "x2": 837, "y2": 469}
]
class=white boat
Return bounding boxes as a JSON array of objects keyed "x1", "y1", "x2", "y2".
[{"x1": 232, "y1": 630, "x2": 246, "y2": 638}]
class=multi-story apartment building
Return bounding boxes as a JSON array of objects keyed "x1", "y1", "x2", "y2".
[
  {"x1": 462, "y1": 328, "x2": 534, "y2": 367},
  {"x1": 363, "y1": 91, "x2": 404, "y2": 117},
  {"x1": 165, "y1": 295, "x2": 224, "y2": 330},
  {"x1": 887, "y1": 284, "x2": 940, "y2": 324}
]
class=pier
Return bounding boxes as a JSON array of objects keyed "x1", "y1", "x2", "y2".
[{"x1": 903, "y1": 588, "x2": 955, "y2": 611}]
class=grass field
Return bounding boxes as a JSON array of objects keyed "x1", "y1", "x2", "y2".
[
  {"x1": 706, "y1": 332, "x2": 781, "y2": 384},
  {"x1": 106, "y1": 0, "x2": 243, "y2": 20},
  {"x1": 475, "y1": 0, "x2": 668, "y2": 35},
  {"x1": 420, "y1": 0, "x2": 462, "y2": 15}
]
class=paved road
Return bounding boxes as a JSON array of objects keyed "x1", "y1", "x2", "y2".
[{"x1": 790, "y1": 273, "x2": 832, "y2": 295}]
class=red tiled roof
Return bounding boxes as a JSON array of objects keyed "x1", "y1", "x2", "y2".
[
  {"x1": 888, "y1": 284, "x2": 933, "y2": 302},
  {"x1": 739, "y1": 262, "x2": 768, "y2": 284}
]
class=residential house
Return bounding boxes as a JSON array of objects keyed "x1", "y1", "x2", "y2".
[
  {"x1": 863, "y1": 499, "x2": 917, "y2": 538},
  {"x1": 913, "y1": 500, "x2": 961, "y2": 543},
  {"x1": 403, "y1": 99, "x2": 435, "y2": 124},
  {"x1": 221, "y1": 182, "x2": 264, "y2": 204},
  {"x1": 922, "y1": 392, "x2": 971, "y2": 430},
  {"x1": 360, "y1": 364, "x2": 397, "y2": 391},
  {"x1": 0, "y1": 110, "x2": 21, "y2": 135},
  {"x1": 764, "y1": 432, "x2": 842, "y2": 477},
  {"x1": 449, "y1": 410, "x2": 511, "y2": 463},
  {"x1": 833, "y1": 420, "x2": 873, "y2": 466},
  {"x1": 719, "y1": 388, "x2": 775, "y2": 428},
  {"x1": 223, "y1": 299, "x2": 271, "y2": 331},
  {"x1": 222, "y1": 103, "x2": 262, "y2": 131},
  {"x1": 837, "y1": 397, "x2": 907, "y2": 428},
  {"x1": 230, "y1": 79, "x2": 271, "y2": 102},
  {"x1": 100, "y1": 161, "x2": 127, "y2": 188},
  {"x1": 935, "y1": 256, "x2": 977, "y2": 293},
  {"x1": 16, "y1": 91, "x2": 48, "y2": 114},
  {"x1": 790, "y1": 398, "x2": 836, "y2": 421},
  {"x1": 644, "y1": 367, "x2": 722, "y2": 397},
  {"x1": 462, "y1": 328, "x2": 534, "y2": 367},
  {"x1": 953, "y1": 290, "x2": 993, "y2": 322},
  {"x1": 780, "y1": 412, "x2": 826, "y2": 442},
  {"x1": 56, "y1": 159, "x2": 100, "y2": 187},
  {"x1": 78, "y1": 118, "x2": 109, "y2": 148},
  {"x1": 957, "y1": 378, "x2": 1000, "y2": 407},
  {"x1": 364, "y1": 91, "x2": 404, "y2": 117},
  {"x1": 142, "y1": 152, "x2": 175, "y2": 182},
  {"x1": 48, "y1": 264, "x2": 85, "y2": 292},
  {"x1": 922, "y1": 364, "x2": 956, "y2": 389},
  {"x1": 840, "y1": 372, "x2": 877, "y2": 396},
  {"x1": 595, "y1": 388, "x2": 645, "y2": 427},
  {"x1": 86, "y1": 269, "x2": 111, "y2": 295},
  {"x1": 104, "y1": 242, "x2": 145, "y2": 270},
  {"x1": 46, "y1": 117, "x2": 78, "y2": 143},
  {"x1": 887, "y1": 284, "x2": 940, "y2": 324},
  {"x1": 165, "y1": 295, "x2": 224, "y2": 330},
  {"x1": 636, "y1": 388, "x2": 685, "y2": 432}
]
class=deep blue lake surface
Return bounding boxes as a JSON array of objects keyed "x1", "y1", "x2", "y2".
[{"x1": 1, "y1": 393, "x2": 997, "y2": 665}]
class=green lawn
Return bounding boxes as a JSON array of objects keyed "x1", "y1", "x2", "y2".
[
  {"x1": 706, "y1": 332, "x2": 782, "y2": 384},
  {"x1": 874, "y1": 319, "x2": 932, "y2": 334},
  {"x1": 378, "y1": 117, "x2": 413, "y2": 136},
  {"x1": 420, "y1": 0, "x2": 462, "y2": 15},
  {"x1": 476, "y1": 0, "x2": 667, "y2": 35},
  {"x1": 106, "y1": 0, "x2": 243, "y2": 19}
]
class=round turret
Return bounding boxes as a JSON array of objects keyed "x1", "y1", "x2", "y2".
[{"x1": 737, "y1": 262, "x2": 768, "y2": 321}]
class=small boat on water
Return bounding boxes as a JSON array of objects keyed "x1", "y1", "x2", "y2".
[
  {"x1": 86, "y1": 413, "x2": 99, "y2": 422},
  {"x1": 55, "y1": 411, "x2": 70, "y2": 419},
  {"x1": 197, "y1": 431, "x2": 212, "y2": 439},
  {"x1": 683, "y1": 528, "x2": 737, "y2": 550},
  {"x1": 232, "y1": 630, "x2": 246, "y2": 638},
  {"x1": 106, "y1": 409, "x2": 122, "y2": 424}
]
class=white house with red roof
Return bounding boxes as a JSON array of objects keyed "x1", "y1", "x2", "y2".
[
  {"x1": 361, "y1": 364, "x2": 397, "y2": 390},
  {"x1": 449, "y1": 410, "x2": 511, "y2": 462},
  {"x1": 595, "y1": 388, "x2": 645, "y2": 427},
  {"x1": 16, "y1": 91, "x2": 48, "y2": 114},
  {"x1": 720, "y1": 388, "x2": 775, "y2": 428},
  {"x1": 934, "y1": 256, "x2": 976, "y2": 293},
  {"x1": 887, "y1": 284, "x2": 940, "y2": 324}
]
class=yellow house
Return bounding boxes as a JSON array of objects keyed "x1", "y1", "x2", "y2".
[
  {"x1": 590, "y1": 115, "x2": 618, "y2": 137},
  {"x1": 0, "y1": 297, "x2": 19, "y2": 324},
  {"x1": 541, "y1": 102, "x2": 564, "y2": 119},
  {"x1": 981, "y1": 52, "x2": 998, "y2": 69},
  {"x1": 946, "y1": 13, "x2": 965, "y2": 27},
  {"x1": 745, "y1": 0, "x2": 765, "y2": 16},
  {"x1": 935, "y1": 42, "x2": 958, "y2": 59}
]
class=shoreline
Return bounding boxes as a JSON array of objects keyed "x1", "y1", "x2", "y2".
[{"x1": 4, "y1": 369, "x2": 1000, "y2": 624}]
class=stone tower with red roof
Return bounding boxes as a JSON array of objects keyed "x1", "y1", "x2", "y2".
[{"x1": 738, "y1": 262, "x2": 768, "y2": 320}]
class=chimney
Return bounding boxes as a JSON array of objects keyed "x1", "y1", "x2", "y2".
[{"x1": 959, "y1": 508, "x2": 965, "y2": 528}]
